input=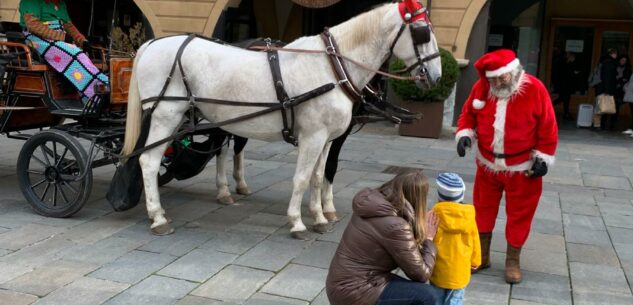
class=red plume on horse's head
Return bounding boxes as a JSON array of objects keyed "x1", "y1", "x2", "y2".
[{"x1": 398, "y1": 0, "x2": 427, "y2": 23}]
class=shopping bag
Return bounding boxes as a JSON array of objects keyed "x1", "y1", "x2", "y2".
[{"x1": 595, "y1": 94, "x2": 616, "y2": 114}]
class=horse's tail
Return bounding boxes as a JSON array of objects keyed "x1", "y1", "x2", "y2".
[{"x1": 121, "y1": 44, "x2": 147, "y2": 156}]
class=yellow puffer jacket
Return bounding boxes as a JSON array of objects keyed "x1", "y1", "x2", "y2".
[{"x1": 430, "y1": 202, "x2": 481, "y2": 289}]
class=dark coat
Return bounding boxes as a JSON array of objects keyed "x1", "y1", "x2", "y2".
[
  {"x1": 326, "y1": 188, "x2": 437, "y2": 305},
  {"x1": 598, "y1": 56, "x2": 618, "y2": 95}
]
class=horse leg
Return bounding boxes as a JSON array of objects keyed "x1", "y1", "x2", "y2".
[
  {"x1": 233, "y1": 136, "x2": 250, "y2": 195},
  {"x1": 215, "y1": 134, "x2": 234, "y2": 204},
  {"x1": 140, "y1": 113, "x2": 183, "y2": 235},
  {"x1": 322, "y1": 123, "x2": 353, "y2": 223},
  {"x1": 310, "y1": 141, "x2": 333, "y2": 233},
  {"x1": 288, "y1": 132, "x2": 328, "y2": 240}
]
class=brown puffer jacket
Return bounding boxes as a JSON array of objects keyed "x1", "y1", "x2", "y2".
[{"x1": 326, "y1": 188, "x2": 438, "y2": 305}]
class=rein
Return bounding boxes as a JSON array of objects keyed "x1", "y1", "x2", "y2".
[{"x1": 249, "y1": 45, "x2": 422, "y2": 82}]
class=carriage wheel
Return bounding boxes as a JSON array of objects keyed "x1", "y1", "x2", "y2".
[{"x1": 17, "y1": 130, "x2": 93, "y2": 218}]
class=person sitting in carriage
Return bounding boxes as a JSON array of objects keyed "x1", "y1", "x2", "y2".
[{"x1": 19, "y1": 0, "x2": 108, "y2": 103}]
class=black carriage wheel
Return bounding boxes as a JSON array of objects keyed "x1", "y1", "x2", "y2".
[{"x1": 17, "y1": 130, "x2": 93, "y2": 218}]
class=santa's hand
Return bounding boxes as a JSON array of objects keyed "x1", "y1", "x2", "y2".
[
  {"x1": 457, "y1": 137, "x2": 472, "y2": 157},
  {"x1": 526, "y1": 157, "x2": 548, "y2": 177}
]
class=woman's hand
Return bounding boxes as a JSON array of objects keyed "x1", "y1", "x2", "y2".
[{"x1": 425, "y1": 210, "x2": 439, "y2": 240}]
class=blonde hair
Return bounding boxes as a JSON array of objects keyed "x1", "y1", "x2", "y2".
[{"x1": 379, "y1": 170, "x2": 429, "y2": 245}]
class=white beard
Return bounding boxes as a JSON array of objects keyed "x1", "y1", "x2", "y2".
[{"x1": 490, "y1": 67, "x2": 526, "y2": 99}]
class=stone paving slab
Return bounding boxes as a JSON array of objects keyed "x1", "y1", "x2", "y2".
[
  {"x1": 174, "y1": 295, "x2": 233, "y2": 305},
  {"x1": 1, "y1": 260, "x2": 97, "y2": 297},
  {"x1": 103, "y1": 275, "x2": 196, "y2": 305},
  {"x1": 261, "y1": 264, "x2": 328, "y2": 301},
  {"x1": 234, "y1": 239, "x2": 307, "y2": 272},
  {"x1": 567, "y1": 243, "x2": 621, "y2": 267},
  {"x1": 88, "y1": 250, "x2": 176, "y2": 284},
  {"x1": 0, "y1": 289, "x2": 38, "y2": 305},
  {"x1": 569, "y1": 262, "x2": 631, "y2": 296},
  {"x1": 35, "y1": 277, "x2": 129, "y2": 305},
  {"x1": 511, "y1": 271, "x2": 572, "y2": 305},
  {"x1": 191, "y1": 265, "x2": 273, "y2": 302},
  {"x1": 246, "y1": 293, "x2": 309, "y2": 305},
  {"x1": 582, "y1": 174, "x2": 632, "y2": 190},
  {"x1": 157, "y1": 248, "x2": 237, "y2": 282}
]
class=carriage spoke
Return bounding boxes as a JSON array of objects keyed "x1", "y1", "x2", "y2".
[
  {"x1": 39, "y1": 183, "x2": 51, "y2": 202},
  {"x1": 27, "y1": 170, "x2": 45, "y2": 176},
  {"x1": 55, "y1": 147, "x2": 69, "y2": 167},
  {"x1": 53, "y1": 184, "x2": 58, "y2": 207},
  {"x1": 59, "y1": 182, "x2": 71, "y2": 204},
  {"x1": 39, "y1": 145, "x2": 52, "y2": 166},
  {"x1": 31, "y1": 155, "x2": 48, "y2": 168},
  {"x1": 61, "y1": 160, "x2": 78, "y2": 171},
  {"x1": 52, "y1": 142, "x2": 58, "y2": 168},
  {"x1": 30, "y1": 178, "x2": 47, "y2": 188},
  {"x1": 61, "y1": 181, "x2": 79, "y2": 195}
]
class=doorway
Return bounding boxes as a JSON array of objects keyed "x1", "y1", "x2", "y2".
[{"x1": 546, "y1": 19, "x2": 633, "y2": 124}]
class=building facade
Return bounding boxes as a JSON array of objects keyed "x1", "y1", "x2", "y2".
[{"x1": 3, "y1": 0, "x2": 633, "y2": 126}]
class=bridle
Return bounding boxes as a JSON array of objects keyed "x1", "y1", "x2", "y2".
[{"x1": 388, "y1": 6, "x2": 441, "y2": 88}]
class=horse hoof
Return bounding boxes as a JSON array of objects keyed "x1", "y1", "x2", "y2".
[
  {"x1": 324, "y1": 212, "x2": 339, "y2": 223},
  {"x1": 151, "y1": 223, "x2": 174, "y2": 236},
  {"x1": 217, "y1": 195, "x2": 235, "y2": 205},
  {"x1": 236, "y1": 186, "x2": 251, "y2": 195},
  {"x1": 290, "y1": 230, "x2": 311, "y2": 241},
  {"x1": 312, "y1": 222, "x2": 334, "y2": 234}
]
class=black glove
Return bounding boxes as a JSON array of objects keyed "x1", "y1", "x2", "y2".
[
  {"x1": 526, "y1": 157, "x2": 548, "y2": 177},
  {"x1": 82, "y1": 40, "x2": 92, "y2": 50},
  {"x1": 456, "y1": 136, "x2": 472, "y2": 157},
  {"x1": 63, "y1": 34, "x2": 74, "y2": 44}
]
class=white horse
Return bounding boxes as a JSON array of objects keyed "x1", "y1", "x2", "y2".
[{"x1": 122, "y1": 1, "x2": 442, "y2": 239}]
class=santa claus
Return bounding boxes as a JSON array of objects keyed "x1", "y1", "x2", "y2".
[{"x1": 455, "y1": 49, "x2": 558, "y2": 284}]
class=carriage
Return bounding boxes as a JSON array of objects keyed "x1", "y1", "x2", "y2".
[{"x1": 0, "y1": 20, "x2": 159, "y2": 217}]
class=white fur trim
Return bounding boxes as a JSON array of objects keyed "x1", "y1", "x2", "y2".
[
  {"x1": 477, "y1": 152, "x2": 532, "y2": 173},
  {"x1": 473, "y1": 99, "x2": 486, "y2": 110},
  {"x1": 492, "y1": 97, "x2": 508, "y2": 168},
  {"x1": 485, "y1": 58, "x2": 520, "y2": 78},
  {"x1": 532, "y1": 150, "x2": 556, "y2": 166},
  {"x1": 455, "y1": 128, "x2": 476, "y2": 142}
]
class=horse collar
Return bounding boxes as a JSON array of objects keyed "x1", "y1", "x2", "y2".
[{"x1": 321, "y1": 29, "x2": 364, "y2": 104}]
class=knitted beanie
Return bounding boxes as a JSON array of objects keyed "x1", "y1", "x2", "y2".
[{"x1": 436, "y1": 172, "x2": 466, "y2": 203}]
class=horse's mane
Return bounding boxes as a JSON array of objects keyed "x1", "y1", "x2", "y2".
[{"x1": 329, "y1": 4, "x2": 392, "y2": 53}]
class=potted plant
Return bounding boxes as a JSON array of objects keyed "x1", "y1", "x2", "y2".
[{"x1": 389, "y1": 48, "x2": 460, "y2": 138}]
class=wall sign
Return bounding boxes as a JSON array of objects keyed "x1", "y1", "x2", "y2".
[{"x1": 566, "y1": 40, "x2": 584, "y2": 52}]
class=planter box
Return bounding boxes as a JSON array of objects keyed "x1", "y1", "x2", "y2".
[{"x1": 398, "y1": 100, "x2": 444, "y2": 138}]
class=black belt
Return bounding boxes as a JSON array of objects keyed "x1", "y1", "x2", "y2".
[{"x1": 492, "y1": 150, "x2": 530, "y2": 159}]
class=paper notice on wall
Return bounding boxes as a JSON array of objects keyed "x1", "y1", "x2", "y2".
[
  {"x1": 565, "y1": 40, "x2": 584, "y2": 53},
  {"x1": 488, "y1": 34, "x2": 504, "y2": 47}
]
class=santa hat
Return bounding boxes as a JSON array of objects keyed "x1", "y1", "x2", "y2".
[
  {"x1": 475, "y1": 49, "x2": 520, "y2": 78},
  {"x1": 398, "y1": 0, "x2": 427, "y2": 23},
  {"x1": 470, "y1": 49, "x2": 521, "y2": 107},
  {"x1": 436, "y1": 173, "x2": 465, "y2": 203}
]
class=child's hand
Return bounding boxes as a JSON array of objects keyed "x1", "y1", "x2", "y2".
[{"x1": 425, "y1": 211, "x2": 439, "y2": 240}]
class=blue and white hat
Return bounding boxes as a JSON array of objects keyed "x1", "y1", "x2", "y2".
[{"x1": 436, "y1": 172, "x2": 466, "y2": 203}]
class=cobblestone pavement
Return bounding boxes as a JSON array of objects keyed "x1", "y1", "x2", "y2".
[{"x1": 0, "y1": 121, "x2": 632, "y2": 305}]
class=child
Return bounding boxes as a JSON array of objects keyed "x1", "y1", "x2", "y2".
[{"x1": 429, "y1": 172, "x2": 481, "y2": 305}]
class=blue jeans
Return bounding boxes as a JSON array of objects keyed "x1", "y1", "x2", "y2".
[
  {"x1": 428, "y1": 285, "x2": 465, "y2": 305},
  {"x1": 376, "y1": 275, "x2": 436, "y2": 305}
]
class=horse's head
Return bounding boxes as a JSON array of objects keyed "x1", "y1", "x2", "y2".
[{"x1": 390, "y1": 0, "x2": 442, "y2": 90}]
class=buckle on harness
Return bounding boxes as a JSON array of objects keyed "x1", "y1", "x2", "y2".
[
  {"x1": 282, "y1": 129, "x2": 298, "y2": 146},
  {"x1": 282, "y1": 98, "x2": 294, "y2": 109}
]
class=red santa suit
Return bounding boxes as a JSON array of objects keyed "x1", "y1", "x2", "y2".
[{"x1": 456, "y1": 49, "x2": 558, "y2": 248}]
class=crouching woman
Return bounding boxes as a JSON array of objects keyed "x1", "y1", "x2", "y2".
[{"x1": 326, "y1": 171, "x2": 439, "y2": 305}]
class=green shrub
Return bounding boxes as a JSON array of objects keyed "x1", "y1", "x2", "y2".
[{"x1": 390, "y1": 48, "x2": 460, "y2": 102}]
